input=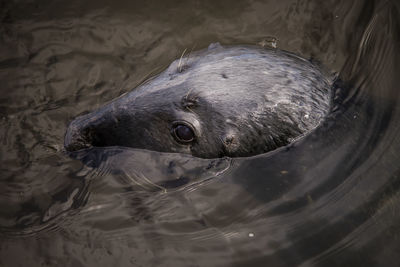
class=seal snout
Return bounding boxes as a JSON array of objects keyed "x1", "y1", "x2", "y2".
[
  {"x1": 64, "y1": 117, "x2": 95, "y2": 152},
  {"x1": 64, "y1": 108, "x2": 119, "y2": 152}
]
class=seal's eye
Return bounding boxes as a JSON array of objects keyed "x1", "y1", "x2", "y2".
[{"x1": 172, "y1": 123, "x2": 195, "y2": 143}]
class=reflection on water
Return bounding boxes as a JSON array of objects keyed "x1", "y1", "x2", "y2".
[{"x1": 0, "y1": 0, "x2": 399, "y2": 266}]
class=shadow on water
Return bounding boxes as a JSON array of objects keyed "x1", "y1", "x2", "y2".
[{"x1": 0, "y1": 0, "x2": 399, "y2": 266}]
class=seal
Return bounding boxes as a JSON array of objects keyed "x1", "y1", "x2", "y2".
[{"x1": 64, "y1": 43, "x2": 333, "y2": 158}]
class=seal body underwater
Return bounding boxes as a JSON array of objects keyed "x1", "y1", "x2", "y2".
[{"x1": 64, "y1": 43, "x2": 333, "y2": 158}]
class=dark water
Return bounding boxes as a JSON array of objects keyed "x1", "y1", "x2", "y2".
[{"x1": 1, "y1": 0, "x2": 399, "y2": 266}]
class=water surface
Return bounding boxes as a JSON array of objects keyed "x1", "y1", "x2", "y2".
[{"x1": 0, "y1": 0, "x2": 399, "y2": 266}]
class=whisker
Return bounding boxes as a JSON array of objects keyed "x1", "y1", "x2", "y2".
[
  {"x1": 178, "y1": 48, "x2": 188, "y2": 73},
  {"x1": 185, "y1": 43, "x2": 197, "y2": 67},
  {"x1": 185, "y1": 87, "x2": 194, "y2": 99},
  {"x1": 136, "y1": 66, "x2": 164, "y2": 88}
]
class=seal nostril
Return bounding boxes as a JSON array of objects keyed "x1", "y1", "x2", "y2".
[
  {"x1": 65, "y1": 126, "x2": 113, "y2": 151},
  {"x1": 64, "y1": 107, "x2": 121, "y2": 151},
  {"x1": 64, "y1": 125, "x2": 93, "y2": 152}
]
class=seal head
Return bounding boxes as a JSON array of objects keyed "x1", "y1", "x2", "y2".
[{"x1": 65, "y1": 44, "x2": 332, "y2": 158}]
